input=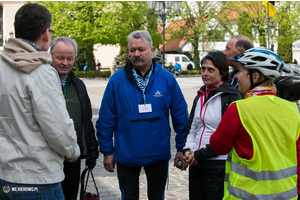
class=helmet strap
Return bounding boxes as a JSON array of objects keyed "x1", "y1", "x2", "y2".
[{"x1": 249, "y1": 69, "x2": 269, "y2": 90}]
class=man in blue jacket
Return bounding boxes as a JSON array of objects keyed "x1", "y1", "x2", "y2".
[{"x1": 96, "y1": 30, "x2": 189, "y2": 200}]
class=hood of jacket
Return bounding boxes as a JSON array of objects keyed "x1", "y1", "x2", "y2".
[{"x1": 1, "y1": 38, "x2": 52, "y2": 74}]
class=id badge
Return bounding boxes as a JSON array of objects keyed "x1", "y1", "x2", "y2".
[{"x1": 138, "y1": 104, "x2": 152, "y2": 113}]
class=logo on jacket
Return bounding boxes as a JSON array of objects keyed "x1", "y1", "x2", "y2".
[
  {"x1": 3, "y1": 185, "x2": 10, "y2": 193},
  {"x1": 153, "y1": 90, "x2": 163, "y2": 97}
]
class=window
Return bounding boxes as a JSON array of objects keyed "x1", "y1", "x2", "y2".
[
  {"x1": 175, "y1": 56, "x2": 179, "y2": 62},
  {"x1": 182, "y1": 57, "x2": 189, "y2": 62}
]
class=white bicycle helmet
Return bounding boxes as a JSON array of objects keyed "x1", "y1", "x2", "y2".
[{"x1": 230, "y1": 47, "x2": 284, "y2": 78}]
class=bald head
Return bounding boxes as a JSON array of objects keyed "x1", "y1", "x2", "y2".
[{"x1": 223, "y1": 35, "x2": 253, "y2": 70}]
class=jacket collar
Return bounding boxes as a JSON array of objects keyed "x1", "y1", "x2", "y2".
[
  {"x1": 124, "y1": 59, "x2": 157, "y2": 82},
  {"x1": 199, "y1": 81, "x2": 239, "y2": 95}
]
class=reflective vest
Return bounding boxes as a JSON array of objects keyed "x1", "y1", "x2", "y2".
[{"x1": 224, "y1": 95, "x2": 300, "y2": 200}]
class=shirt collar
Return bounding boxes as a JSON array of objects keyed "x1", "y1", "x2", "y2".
[{"x1": 20, "y1": 39, "x2": 43, "y2": 52}]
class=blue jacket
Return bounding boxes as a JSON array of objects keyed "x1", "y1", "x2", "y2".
[
  {"x1": 175, "y1": 63, "x2": 181, "y2": 71},
  {"x1": 96, "y1": 60, "x2": 188, "y2": 167}
]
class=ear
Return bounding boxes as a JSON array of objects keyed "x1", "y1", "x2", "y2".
[
  {"x1": 151, "y1": 46, "x2": 155, "y2": 53},
  {"x1": 42, "y1": 29, "x2": 50, "y2": 43},
  {"x1": 252, "y1": 71, "x2": 260, "y2": 84}
]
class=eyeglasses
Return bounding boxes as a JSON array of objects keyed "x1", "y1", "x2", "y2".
[{"x1": 49, "y1": 28, "x2": 55, "y2": 37}]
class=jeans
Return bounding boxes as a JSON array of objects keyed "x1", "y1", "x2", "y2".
[{"x1": 0, "y1": 179, "x2": 65, "y2": 200}]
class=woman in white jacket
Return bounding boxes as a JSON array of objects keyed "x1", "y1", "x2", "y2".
[{"x1": 183, "y1": 51, "x2": 242, "y2": 200}]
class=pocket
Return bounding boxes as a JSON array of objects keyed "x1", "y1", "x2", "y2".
[{"x1": 129, "y1": 116, "x2": 161, "y2": 122}]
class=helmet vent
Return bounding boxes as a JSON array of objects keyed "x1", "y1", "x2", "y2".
[{"x1": 251, "y1": 56, "x2": 266, "y2": 62}]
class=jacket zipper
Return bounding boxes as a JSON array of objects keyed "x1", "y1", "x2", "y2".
[{"x1": 130, "y1": 116, "x2": 161, "y2": 122}]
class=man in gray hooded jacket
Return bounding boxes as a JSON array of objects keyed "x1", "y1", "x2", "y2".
[{"x1": 0, "y1": 3, "x2": 80, "y2": 200}]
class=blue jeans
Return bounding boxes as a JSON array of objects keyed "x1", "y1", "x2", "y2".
[{"x1": 0, "y1": 179, "x2": 65, "y2": 200}]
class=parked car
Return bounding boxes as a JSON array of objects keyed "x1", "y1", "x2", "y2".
[{"x1": 165, "y1": 54, "x2": 195, "y2": 70}]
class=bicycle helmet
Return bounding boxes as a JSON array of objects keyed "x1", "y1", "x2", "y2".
[{"x1": 230, "y1": 47, "x2": 284, "y2": 78}]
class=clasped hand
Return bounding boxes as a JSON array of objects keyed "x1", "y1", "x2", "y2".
[{"x1": 183, "y1": 150, "x2": 198, "y2": 166}]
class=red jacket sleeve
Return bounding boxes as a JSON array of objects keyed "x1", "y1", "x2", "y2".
[{"x1": 210, "y1": 103, "x2": 242, "y2": 155}]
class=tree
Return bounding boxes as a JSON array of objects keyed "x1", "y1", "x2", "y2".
[
  {"x1": 222, "y1": 2, "x2": 267, "y2": 46},
  {"x1": 221, "y1": 1, "x2": 300, "y2": 62},
  {"x1": 168, "y1": 1, "x2": 225, "y2": 70},
  {"x1": 40, "y1": 1, "x2": 161, "y2": 69},
  {"x1": 112, "y1": 1, "x2": 161, "y2": 65},
  {"x1": 275, "y1": 1, "x2": 300, "y2": 63},
  {"x1": 74, "y1": 45, "x2": 95, "y2": 71}
]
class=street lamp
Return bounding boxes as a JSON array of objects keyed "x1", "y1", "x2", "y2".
[
  {"x1": 9, "y1": 31, "x2": 13, "y2": 38},
  {"x1": 147, "y1": 1, "x2": 182, "y2": 68}
]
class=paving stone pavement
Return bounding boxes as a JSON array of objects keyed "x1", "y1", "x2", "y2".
[{"x1": 78, "y1": 76, "x2": 203, "y2": 200}]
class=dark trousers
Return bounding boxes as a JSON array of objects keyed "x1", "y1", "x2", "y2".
[
  {"x1": 61, "y1": 158, "x2": 81, "y2": 200},
  {"x1": 189, "y1": 165, "x2": 225, "y2": 200},
  {"x1": 117, "y1": 161, "x2": 168, "y2": 200}
]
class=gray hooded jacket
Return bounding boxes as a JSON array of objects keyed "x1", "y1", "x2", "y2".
[{"x1": 0, "y1": 38, "x2": 80, "y2": 184}]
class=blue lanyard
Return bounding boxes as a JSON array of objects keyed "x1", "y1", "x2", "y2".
[
  {"x1": 133, "y1": 65, "x2": 153, "y2": 104},
  {"x1": 231, "y1": 73, "x2": 238, "y2": 88}
]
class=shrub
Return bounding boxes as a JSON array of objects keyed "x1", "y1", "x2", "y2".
[
  {"x1": 74, "y1": 71, "x2": 111, "y2": 78},
  {"x1": 181, "y1": 70, "x2": 201, "y2": 75}
]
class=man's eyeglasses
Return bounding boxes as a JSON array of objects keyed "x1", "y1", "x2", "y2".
[{"x1": 49, "y1": 28, "x2": 55, "y2": 37}]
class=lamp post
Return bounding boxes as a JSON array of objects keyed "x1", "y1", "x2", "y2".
[
  {"x1": 147, "y1": 1, "x2": 181, "y2": 68},
  {"x1": 9, "y1": 31, "x2": 13, "y2": 38},
  {"x1": 5, "y1": 31, "x2": 13, "y2": 44}
]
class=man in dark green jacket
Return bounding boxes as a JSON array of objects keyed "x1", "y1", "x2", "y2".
[{"x1": 50, "y1": 36, "x2": 99, "y2": 200}]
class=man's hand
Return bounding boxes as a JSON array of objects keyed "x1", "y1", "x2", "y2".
[
  {"x1": 86, "y1": 158, "x2": 97, "y2": 171},
  {"x1": 174, "y1": 152, "x2": 188, "y2": 170},
  {"x1": 104, "y1": 155, "x2": 115, "y2": 172},
  {"x1": 64, "y1": 157, "x2": 77, "y2": 163},
  {"x1": 184, "y1": 150, "x2": 198, "y2": 166}
]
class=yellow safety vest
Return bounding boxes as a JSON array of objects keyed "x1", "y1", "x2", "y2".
[{"x1": 224, "y1": 95, "x2": 300, "y2": 200}]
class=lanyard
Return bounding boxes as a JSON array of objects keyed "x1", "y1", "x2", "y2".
[
  {"x1": 231, "y1": 73, "x2": 238, "y2": 88},
  {"x1": 133, "y1": 65, "x2": 153, "y2": 104},
  {"x1": 63, "y1": 80, "x2": 67, "y2": 99}
]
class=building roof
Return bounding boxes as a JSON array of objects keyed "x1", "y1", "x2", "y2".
[{"x1": 158, "y1": 19, "x2": 188, "y2": 53}]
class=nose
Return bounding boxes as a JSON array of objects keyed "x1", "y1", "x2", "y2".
[
  {"x1": 61, "y1": 58, "x2": 68, "y2": 65},
  {"x1": 223, "y1": 49, "x2": 227, "y2": 55},
  {"x1": 234, "y1": 71, "x2": 240, "y2": 79},
  {"x1": 201, "y1": 69, "x2": 208, "y2": 76},
  {"x1": 133, "y1": 50, "x2": 140, "y2": 57}
]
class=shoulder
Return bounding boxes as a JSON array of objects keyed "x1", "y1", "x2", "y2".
[
  {"x1": 220, "y1": 82, "x2": 241, "y2": 95},
  {"x1": 111, "y1": 68, "x2": 126, "y2": 80},
  {"x1": 154, "y1": 63, "x2": 174, "y2": 77}
]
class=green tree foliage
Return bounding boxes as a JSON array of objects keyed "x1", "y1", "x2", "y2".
[
  {"x1": 275, "y1": 1, "x2": 300, "y2": 63},
  {"x1": 112, "y1": 1, "x2": 161, "y2": 64},
  {"x1": 39, "y1": 1, "x2": 117, "y2": 46},
  {"x1": 39, "y1": 1, "x2": 161, "y2": 68},
  {"x1": 223, "y1": 2, "x2": 266, "y2": 46},
  {"x1": 74, "y1": 45, "x2": 95, "y2": 71},
  {"x1": 113, "y1": 54, "x2": 123, "y2": 72},
  {"x1": 170, "y1": 1, "x2": 225, "y2": 70},
  {"x1": 153, "y1": 48, "x2": 163, "y2": 64}
]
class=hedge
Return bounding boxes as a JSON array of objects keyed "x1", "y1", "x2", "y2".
[
  {"x1": 181, "y1": 70, "x2": 201, "y2": 75},
  {"x1": 74, "y1": 71, "x2": 111, "y2": 78},
  {"x1": 74, "y1": 69, "x2": 200, "y2": 78}
]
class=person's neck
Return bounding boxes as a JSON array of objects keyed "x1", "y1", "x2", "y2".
[
  {"x1": 135, "y1": 65, "x2": 151, "y2": 77},
  {"x1": 60, "y1": 74, "x2": 68, "y2": 81}
]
